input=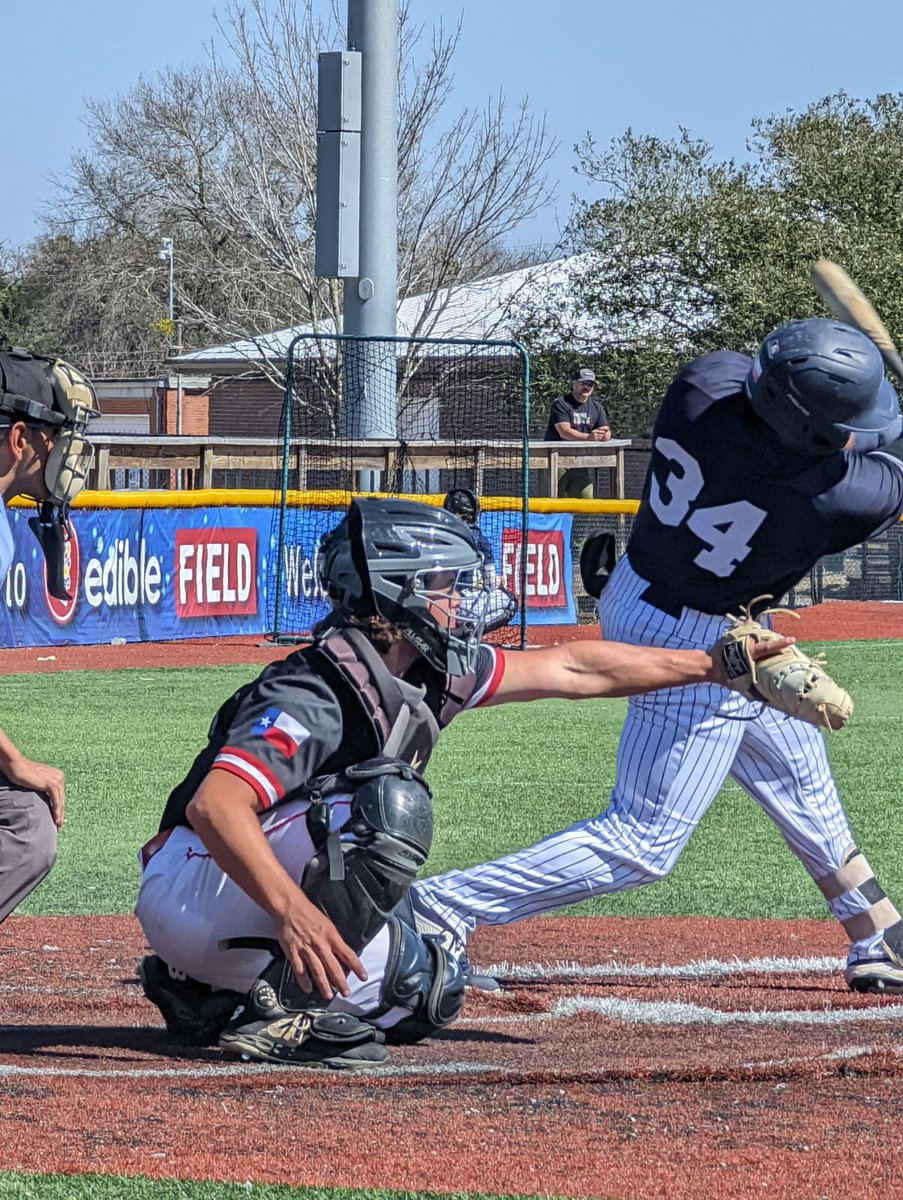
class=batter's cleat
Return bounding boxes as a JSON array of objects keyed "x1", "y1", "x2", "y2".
[
  {"x1": 845, "y1": 957, "x2": 903, "y2": 994},
  {"x1": 138, "y1": 955, "x2": 244, "y2": 1046},
  {"x1": 399, "y1": 893, "x2": 502, "y2": 993},
  {"x1": 219, "y1": 1006, "x2": 389, "y2": 1069}
]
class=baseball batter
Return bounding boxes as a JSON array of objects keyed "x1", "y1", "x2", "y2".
[
  {"x1": 135, "y1": 496, "x2": 794, "y2": 1067},
  {"x1": 412, "y1": 319, "x2": 903, "y2": 995}
]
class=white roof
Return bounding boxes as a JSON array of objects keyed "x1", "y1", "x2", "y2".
[{"x1": 168, "y1": 255, "x2": 624, "y2": 368}]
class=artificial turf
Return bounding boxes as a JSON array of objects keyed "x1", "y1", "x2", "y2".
[
  {"x1": 3, "y1": 638, "x2": 900, "y2": 921},
  {"x1": 0, "y1": 1178, "x2": 545, "y2": 1200}
]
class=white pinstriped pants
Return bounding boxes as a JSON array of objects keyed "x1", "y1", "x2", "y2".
[{"x1": 413, "y1": 557, "x2": 879, "y2": 956}]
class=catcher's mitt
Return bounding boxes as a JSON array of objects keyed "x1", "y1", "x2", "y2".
[{"x1": 710, "y1": 596, "x2": 853, "y2": 731}]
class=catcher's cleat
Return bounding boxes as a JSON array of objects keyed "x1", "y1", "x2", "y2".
[
  {"x1": 138, "y1": 955, "x2": 244, "y2": 1046},
  {"x1": 400, "y1": 893, "x2": 502, "y2": 993},
  {"x1": 219, "y1": 1006, "x2": 388, "y2": 1069},
  {"x1": 845, "y1": 957, "x2": 903, "y2": 994}
]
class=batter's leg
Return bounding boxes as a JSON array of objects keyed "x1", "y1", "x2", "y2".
[
  {"x1": 413, "y1": 687, "x2": 747, "y2": 944},
  {"x1": 731, "y1": 711, "x2": 892, "y2": 959}
]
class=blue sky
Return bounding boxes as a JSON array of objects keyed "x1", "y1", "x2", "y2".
[{"x1": 5, "y1": 0, "x2": 903, "y2": 254}]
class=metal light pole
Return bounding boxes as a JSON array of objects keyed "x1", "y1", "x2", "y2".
[
  {"x1": 343, "y1": 0, "x2": 398, "y2": 492},
  {"x1": 158, "y1": 237, "x2": 174, "y2": 329},
  {"x1": 158, "y1": 237, "x2": 181, "y2": 440}
]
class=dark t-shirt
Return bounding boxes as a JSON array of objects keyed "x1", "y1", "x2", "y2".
[
  {"x1": 544, "y1": 393, "x2": 609, "y2": 441},
  {"x1": 158, "y1": 639, "x2": 506, "y2": 831},
  {"x1": 627, "y1": 350, "x2": 903, "y2": 615}
]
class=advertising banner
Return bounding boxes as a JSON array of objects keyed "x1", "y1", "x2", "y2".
[{"x1": 0, "y1": 504, "x2": 576, "y2": 648}]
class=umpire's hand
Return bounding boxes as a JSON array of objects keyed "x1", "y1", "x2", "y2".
[{"x1": 6, "y1": 756, "x2": 65, "y2": 828}]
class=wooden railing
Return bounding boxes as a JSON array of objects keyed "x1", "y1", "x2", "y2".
[{"x1": 88, "y1": 436, "x2": 632, "y2": 498}]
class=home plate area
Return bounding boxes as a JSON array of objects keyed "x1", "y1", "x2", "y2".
[
  {"x1": 0, "y1": 912, "x2": 902, "y2": 1084},
  {"x1": 3, "y1": 915, "x2": 903, "y2": 1196}
]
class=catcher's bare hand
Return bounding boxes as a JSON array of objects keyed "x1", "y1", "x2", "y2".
[
  {"x1": 277, "y1": 892, "x2": 367, "y2": 1003},
  {"x1": 709, "y1": 598, "x2": 854, "y2": 731}
]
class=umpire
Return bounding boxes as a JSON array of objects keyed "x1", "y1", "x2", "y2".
[{"x1": 0, "y1": 349, "x2": 98, "y2": 917}]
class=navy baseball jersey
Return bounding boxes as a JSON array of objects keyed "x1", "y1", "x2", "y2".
[
  {"x1": 627, "y1": 351, "x2": 903, "y2": 615},
  {"x1": 158, "y1": 639, "x2": 505, "y2": 830}
]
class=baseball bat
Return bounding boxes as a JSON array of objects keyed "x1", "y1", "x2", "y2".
[{"x1": 810, "y1": 259, "x2": 903, "y2": 384}]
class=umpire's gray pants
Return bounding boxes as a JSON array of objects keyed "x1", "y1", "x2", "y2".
[{"x1": 0, "y1": 784, "x2": 57, "y2": 922}]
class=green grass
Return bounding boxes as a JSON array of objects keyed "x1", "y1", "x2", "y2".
[
  {"x1": 0, "y1": 1178, "x2": 549, "y2": 1200},
  {"x1": 4, "y1": 638, "x2": 902, "y2": 921}
]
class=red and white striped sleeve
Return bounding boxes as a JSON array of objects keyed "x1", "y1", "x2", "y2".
[{"x1": 463, "y1": 644, "x2": 507, "y2": 710}]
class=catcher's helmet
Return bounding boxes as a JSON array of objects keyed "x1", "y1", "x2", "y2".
[
  {"x1": 318, "y1": 498, "x2": 488, "y2": 676},
  {"x1": 745, "y1": 319, "x2": 903, "y2": 455},
  {"x1": 443, "y1": 487, "x2": 480, "y2": 526}
]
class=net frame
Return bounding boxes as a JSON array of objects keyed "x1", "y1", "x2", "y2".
[{"x1": 269, "y1": 331, "x2": 531, "y2": 648}]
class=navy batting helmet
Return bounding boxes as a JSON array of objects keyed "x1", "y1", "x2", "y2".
[
  {"x1": 318, "y1": 498, "x2": 489, "y2": 676},
  {"x1": 745, "y1": 319, "x2": 903, "y2": 455}
]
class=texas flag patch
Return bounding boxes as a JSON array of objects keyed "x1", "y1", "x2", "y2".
[{"x1": 251, "y1": 707, "x2": 311, "y2": 758}]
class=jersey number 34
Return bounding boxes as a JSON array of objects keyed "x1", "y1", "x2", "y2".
[{"x1": 649, "y1": 437, "x2": 767, "y2": 578}]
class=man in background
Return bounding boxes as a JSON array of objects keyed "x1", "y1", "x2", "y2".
[{"x1": 544, "y1": 367, "x2": 612, "y2": 499}]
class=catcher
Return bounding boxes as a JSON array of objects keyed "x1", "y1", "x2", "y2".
[
  {"x1": 135, "y1": 497, "x2": 805, "y2": 1067},
  {"x1": 411, "y1": 318, "x2": 895, "y2": 997}
]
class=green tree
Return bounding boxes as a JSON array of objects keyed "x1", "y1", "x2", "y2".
[
  {"x1": 518, "y1": 91, "x2": 903, "y2": 435},
  {"x1": 0, "y1": 267, "x2": 45, "y2": 353}
]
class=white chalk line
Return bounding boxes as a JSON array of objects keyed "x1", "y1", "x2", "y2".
[
  {"x1": 0, "y1": 1059, "x2": 506, "y2": 1081},
  {"x1": 0, "y1": 952, "x2": 898, "y2": 1082},
  {"x1": 0, "y1": 953, "x2": 850, "y2": 1000},
  {"x1": 483, "y1": 953, "x2": 846, "y2": 982},
  {"x1": 471, "y1": 995, "x2": 903, "y2": 1028}
]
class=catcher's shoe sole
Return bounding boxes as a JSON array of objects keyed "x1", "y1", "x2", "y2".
[
  {"x1": 845, "y1": 959, "x2": 903, "y2": 994},
  {"x1": 219, "y1": 1026, "x2": 389, "y2": 1069}
]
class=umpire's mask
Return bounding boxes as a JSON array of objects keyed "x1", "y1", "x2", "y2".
[{"x1": 0, "y1": 350, "x2": 99, "y2": 598}]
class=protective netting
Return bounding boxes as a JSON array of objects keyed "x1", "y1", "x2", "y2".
[{"x1": 269, "y1": 333, "x2": 530, "y2": 644}]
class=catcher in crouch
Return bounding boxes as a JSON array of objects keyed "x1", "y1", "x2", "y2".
[{"x1": 135, "y1": 497, "x2": 816, "y2": 1069}]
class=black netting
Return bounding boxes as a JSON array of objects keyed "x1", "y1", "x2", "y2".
[{"x1": 268, "y1": 334, "x2": 530, "y2": 647}]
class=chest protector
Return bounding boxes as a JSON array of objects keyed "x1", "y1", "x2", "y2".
[{"x1": 315, "y1": 626, "x2": 473, "y2": 771}]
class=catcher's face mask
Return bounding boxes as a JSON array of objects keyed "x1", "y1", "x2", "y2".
[{"x1": 0, "y1": 353, "x2": 98, "y2": 600}]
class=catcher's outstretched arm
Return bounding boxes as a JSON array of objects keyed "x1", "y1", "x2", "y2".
[{"x1": 483, "y1": 636, "x2": 796, "y2": 707}]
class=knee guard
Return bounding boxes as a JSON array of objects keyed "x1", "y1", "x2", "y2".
[
  {"x1": 381, "y1": 916, "x2": 465, "y2": 1045},
  {"x1": 303, "y1": 757, "x2": 434, "y2": 955}
]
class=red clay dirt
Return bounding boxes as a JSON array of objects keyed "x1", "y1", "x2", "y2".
[
  {"x1": 0, "y1": 600, "x2": 899, "y2": 676},
  {"x1": 0, "y1": 914, "x2": 901, "y2": 1200}
]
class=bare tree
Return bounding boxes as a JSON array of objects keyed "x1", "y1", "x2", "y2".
[{"x1": 25, "y1": 0, "x2": 555, "y2": 393}]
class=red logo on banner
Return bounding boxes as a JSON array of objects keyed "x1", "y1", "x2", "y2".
[
  {"x1": 500, "y1": 528, "x2": 566, "y2": 608},
  {"x1": 44, "y1": 526, "x2": 80, "y2": 626},
  {"x1": 175, "y1": 528, "x2": 258, "y2": 618}
]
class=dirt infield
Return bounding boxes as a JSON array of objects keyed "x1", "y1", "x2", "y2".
[
  {"x1": 0, "y1": 913, "x2": 901, "y2": 1199},
  {"x1": 1, "y1": 600, "x2": 901, "y2": 676}
]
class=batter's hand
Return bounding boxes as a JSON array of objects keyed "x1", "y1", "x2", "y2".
[
  {"x1": 276, "y1": 891, "x2": 367, "y2": 1002},
  {"x1": 5, "y1": 757, "x2": 65, "y2": 827}
]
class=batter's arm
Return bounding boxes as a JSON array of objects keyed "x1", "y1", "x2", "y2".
[
  {"x1": 186, "y1": 772, "x2": 366, "y2": 1000},
  {"x1": 482, "y1": 636, "x2": 794, "y2": 706}
]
